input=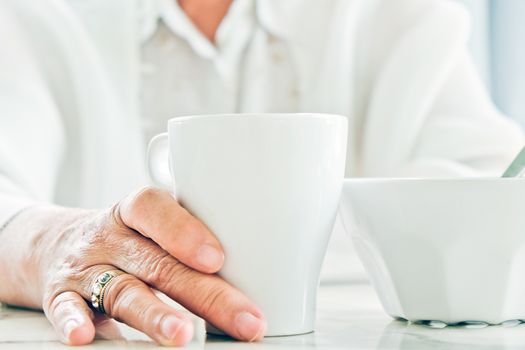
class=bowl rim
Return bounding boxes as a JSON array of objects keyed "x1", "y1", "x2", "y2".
[{"x1": 343, "y1": 177, "x2": 525, "y2": 183}]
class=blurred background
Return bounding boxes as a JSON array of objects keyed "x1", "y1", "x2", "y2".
[
  {"x1": 457, "y1": 0, "x2": 525, "y2": 127},
  {"x1": 328, "y1": 1, "x2": 525, "y2": 283}
]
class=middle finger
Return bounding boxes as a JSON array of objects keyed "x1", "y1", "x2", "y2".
[{"x1": 109, "y1": 233, "x2": 267, "y2": 341}]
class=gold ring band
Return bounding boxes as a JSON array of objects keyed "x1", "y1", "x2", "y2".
[{"x1": 90, "y1": 270, "x2": 125, "y2": 314}]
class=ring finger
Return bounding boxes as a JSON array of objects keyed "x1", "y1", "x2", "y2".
[{"x1": 84, "y1": 266, "x2": 194, "y2": 346}]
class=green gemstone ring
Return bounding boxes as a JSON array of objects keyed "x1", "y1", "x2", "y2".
[{"x1": 90, "y1": 270, "x2": 125, "y2": 314}]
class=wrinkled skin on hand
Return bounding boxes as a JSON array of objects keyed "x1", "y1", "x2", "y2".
[{"x1": 0, "y1": 187, "x2": 266, "y2": 346}]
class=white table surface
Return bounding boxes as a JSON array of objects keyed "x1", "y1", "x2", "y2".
[{"x1": 2, "y1": 280, "x2": 525, "y2": 349}]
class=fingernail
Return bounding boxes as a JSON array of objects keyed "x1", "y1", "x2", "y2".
[
  {"x1": 196, "y1": 244, "x2": 224, "y2": 270},
  {"x1": 234, "y1": 312, "x2": 266, "y2": 342},
  {"x1": 161, "y1": 315, "x2": 193, "y2": 346},
  {"x1": 63, "y1": 319, "x2": 79, "y2": 340}
]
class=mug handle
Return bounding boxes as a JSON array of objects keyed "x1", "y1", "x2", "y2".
[{"x1": 147, "y1": 133, "x2": 172, "y2": 191}]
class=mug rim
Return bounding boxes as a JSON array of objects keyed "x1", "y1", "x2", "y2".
[{"x1": 168, "y1": 113, "x2": 347, "y2": 124}]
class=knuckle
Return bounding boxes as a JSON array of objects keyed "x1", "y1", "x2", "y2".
[
  {"x1": 46, "y1": 291, "x2": 73, "y2": 318},
  {"x1": 44, "y1": 271, "x2": 77, "y2": 309},
  {"x1": 44, "y1": 264, "x2": 84, "y2": 307},
  {"x1": 129, "y1": 187, "x2": 161, "y2": 215},
  {"x1": 147, "y1": 253, "x2": 183, "y2": 287},
  {"x1": 77, "y1": 210, "x2": 121, "y2": 251},
  {"x1": 47, "y1": 292, "x2": 92, "y2": 321},
  {"x1": 104, "y1": 275, "x2": 142, "y2": 319},
  {"x1": 108, "y1": 202, "x2": 126, "y2": 228},
  {"x1": 120, "y1": 187, "x2": 165, "y2": 230},
  {"x1": 136, "y1": 186, "x2": 162, "y2": 201},
  {"x1": 198, "y1": 283, "x2": 232, "y2": 317},
  {"x1": 84, "y1": 225, "x2": 109, "y2": 249},
  {"x1": 43, "y1": 264, "x2": 96, "y2": 316}
]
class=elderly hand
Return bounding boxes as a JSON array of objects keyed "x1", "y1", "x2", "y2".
[{"x1": 0, "y1": 187, "x2": 266, "y2": 346}]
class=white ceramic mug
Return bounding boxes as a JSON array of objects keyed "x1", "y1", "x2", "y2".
[{"x1": 148, "y1": 113, "x2": 347, "y2": 336}]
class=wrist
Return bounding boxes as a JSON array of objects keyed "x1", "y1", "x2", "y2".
[{"x1": 0, "y1": 205, "x2": 94, "y2": 308}]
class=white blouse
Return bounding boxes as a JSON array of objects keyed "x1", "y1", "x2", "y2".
[
  {"x1": 0, "y1": 1, "x2": 523, "y2": 279},
  {"x1": 140, "y1": 0, "x2": 298, "y2": 143}
]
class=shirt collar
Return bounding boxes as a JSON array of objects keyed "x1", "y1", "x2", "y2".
[{"x1": 139, "y1": 0, "x2": 295, "y2": 50}]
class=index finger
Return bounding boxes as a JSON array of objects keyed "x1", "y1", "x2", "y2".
[{"x1": 117, "y1": 187, "x2": 224, "y2": 273}]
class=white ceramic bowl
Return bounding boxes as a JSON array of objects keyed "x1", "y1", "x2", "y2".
[{"x1": 340, "y1": 178, "x2": 525, "y2": 324}]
